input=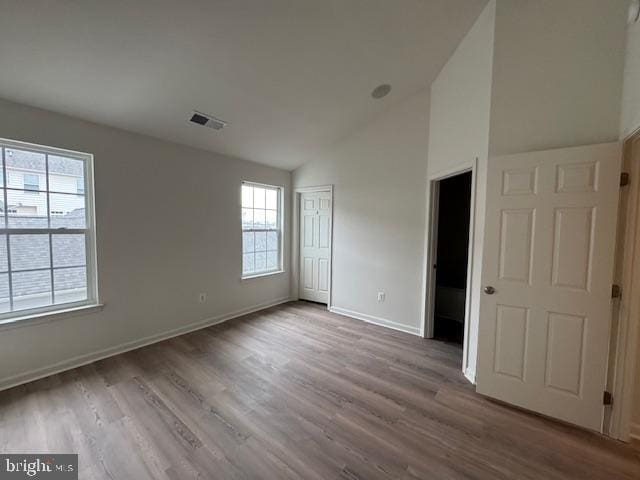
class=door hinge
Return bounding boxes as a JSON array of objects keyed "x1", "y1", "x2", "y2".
[
  {"x1": 620, "y1": 172, "x2": 630, "y2": 187},
  {"x1": 612, "y1": 284, "x2": 622, "y2": 299},
  {"x1": 603, "y1": 391, "x2": 613, "y2": 406}
]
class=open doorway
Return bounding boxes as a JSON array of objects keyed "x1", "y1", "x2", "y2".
[{"x1": 430, "y1": 171, "x2": 472, "y2": 345}]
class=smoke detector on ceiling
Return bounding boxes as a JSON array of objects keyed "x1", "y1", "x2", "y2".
[
  {"x1": 371, "y1": 84, "x2": 391, "y2": 99},
  {"x1": 189, "y1": 111, "x2": 228, "y2": 130}
]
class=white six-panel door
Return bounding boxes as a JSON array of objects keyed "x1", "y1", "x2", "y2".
[
  {"x1": 299, "y1": 191, "x2": 332, "y2": 303},
  {"x1": 476, "y1": 143, "x2": 621, "y2": 431}
]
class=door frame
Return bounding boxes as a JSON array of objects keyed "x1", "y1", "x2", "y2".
[
  {"x1": 422, "y1": 159, "x2": 478, "y2": 381},
  {"x1": 608, "y1": 128, "x2": 640, "y2": 441},
  {"x1": 292, "y1": 185, "x2": 334, "y2": 309}
]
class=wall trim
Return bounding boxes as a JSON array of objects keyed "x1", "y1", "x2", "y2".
[
  {"x1": 0, "y1": 296, "x2": 293, "y2": 392},
  {"x1": 464, "y1": 368, "x2": 476, "y2": 384},
  {"x1": 329, "y1": 306, "x2": 421, "y2": 336}
]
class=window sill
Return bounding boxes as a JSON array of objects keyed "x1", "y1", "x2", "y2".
[
  {"x1": 241, "y1": 270, "x2": 286, "y2": 281},
  {"x1": 0, "y1": 303, "x2": 104, "y2": 332}
]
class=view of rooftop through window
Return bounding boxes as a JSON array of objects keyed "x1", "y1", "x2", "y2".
[{"x1": 0, "y1": 142, "x2": 93, "y2": 316}]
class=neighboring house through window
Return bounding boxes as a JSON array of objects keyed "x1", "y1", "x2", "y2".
[
  {"x1": 241, "y1": 182, "x2": 282, "y2": 277},
  {"x1": 0, "y1": 139, "x2": 98, "y2": 320}
]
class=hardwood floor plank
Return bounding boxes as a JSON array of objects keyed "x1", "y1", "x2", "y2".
[{"x1": 1, "y1": 301, "x2": 638, "y2": 479}]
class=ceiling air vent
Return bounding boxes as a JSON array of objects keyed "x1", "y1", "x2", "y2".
[{"x1": 189, "y1": 111, "x2": 227, "y2": 130}]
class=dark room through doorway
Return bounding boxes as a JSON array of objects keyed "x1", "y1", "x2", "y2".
[{"x1": 433, "y1": 171, "x2": 472, "y2": 344}]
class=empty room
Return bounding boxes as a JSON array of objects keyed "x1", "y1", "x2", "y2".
[{"x1": 1, "y1": 0, "x2": 640, "y2": 478}]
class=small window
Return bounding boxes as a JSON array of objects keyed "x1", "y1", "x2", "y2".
[
  {"x1": 23, "y1": 173, "x2": 39, "y2": 191},
  {"x1": 0, "y1": 139, "x2": 98, "y2": 321},
  {"x1": 241, "y1": 182, "x2": 282, "y2": 277}
]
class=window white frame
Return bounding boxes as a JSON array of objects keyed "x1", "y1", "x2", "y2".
[
  {"x1": 0, "y1": 138, "x2": 99, "y2": 323},
  {"x1": 241, "y1": 181, "x2": 283, "y2": 279}
]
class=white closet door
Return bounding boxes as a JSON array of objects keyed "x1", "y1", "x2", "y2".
[
  {"x1": 299, "y1": 191, "x2": 331, "y2": 303},
  {"x1": 476, "y1": 143, "x2": 621, "y2": 431}
]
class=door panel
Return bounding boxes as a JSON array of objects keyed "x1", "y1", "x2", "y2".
[
  {"x1": 299, "y1": 191, "x2": 331, "y2": 303},
  {"x1": 319, "y1": 215, "x2": 330, "y2": 248},
  {"x1": 502, "y1": 166, "x2": 538, "y2": 195},
  {"x1": 556, "y1": 161, "x2": 597, "y2": 193},
  {"x1": 551, "y1": 207, "x2": 594, "y2": 290},
  {"x1": 318, "y1": 258, "x2": 329, "y2": 292},
  {"x1": 477, "y1": 143, "x2": 621, "y2": 431},
  {"x1": 545, "y1": 312, "x2": 586, "y2": 395},
  {"x1": 494, "y1": 304, "x2": 529, "y2": 381},
  {"x1": 498, "y1": 208, "x2": 535, "y2": 284},
  {"x1": 303, "y1": 214, "x2": 315, "y2": 248},
  {"x1": 303, "y1": 257, "x2": 314, "y2": 289}
]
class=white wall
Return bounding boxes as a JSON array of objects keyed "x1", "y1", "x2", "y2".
[
  {"x1": 0, "y1": 98, "x2": 291, "y2": 388},
  {"x1": 427, "y1": 0, "x2": 495, "y2": 178},
  {"x1": 490, "y1": 0, "x2": 628, "y2": 156},
  {"x1": 292, "y1": 90, "x2": 430, "y2": 334},
  {"x1": 427, "y1": 0, "x2": 496, "y2": 380}
]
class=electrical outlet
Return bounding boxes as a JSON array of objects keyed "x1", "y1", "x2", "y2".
[
  {"x1": 198, "y1": 292, "x2": 207, "y2": 303},
  {"x1": 377, "y1": 292, "x2": 385, "y2": 302}
]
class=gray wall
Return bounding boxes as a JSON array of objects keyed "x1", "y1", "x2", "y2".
[
  {"x1": 293, "y1": 90, "x2": 430, "y2": 334},
  {"x1": 490, "y1": 0, "x2": 628, "y2": 156},
  {"x1": 0, "y1": 98, "x2": 291, "y2": 388},
  {"x1": 622, "y1": 2, "x2": 640, "y2": 140}
]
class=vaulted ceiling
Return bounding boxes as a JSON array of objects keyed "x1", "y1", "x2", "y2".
[{"x1": 0, "y1": 0, "x2": 487, "y2": 170}]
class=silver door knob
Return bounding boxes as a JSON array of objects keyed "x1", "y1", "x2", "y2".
[{"x1": 484, "y1": 286, "x2": 496, "y2": 295}]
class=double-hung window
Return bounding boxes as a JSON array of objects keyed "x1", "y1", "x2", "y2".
[
  {"x1": 241, "y1": 182, "x2": 282, "y2": 277},
  {"x1": 23, "y1": 174, "x2": 39, "y2": 192},
  {"x1": 0, "y1": 139, "x2": 98, "y2": 320}
]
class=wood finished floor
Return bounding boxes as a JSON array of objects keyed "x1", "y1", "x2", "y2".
[{"x1": 1, "y1": 301, "x2": 639, "y2": 479}]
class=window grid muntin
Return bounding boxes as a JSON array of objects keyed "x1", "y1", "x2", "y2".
[
  {"x1": 241, "y1": 182, "x2": 282, "y2": 277},
  {"x1": 0, "y1": 142, "x2": 93, "y2": 319},
  {"x1": 46, "y1": 157, "x2": 58, "y2": 304},
  {"x1": 3, "y1": 187, "x2": 89, "y2": 196},
  {"x1": 0, "y1": 264, "x2": 87, "y2": 275}
]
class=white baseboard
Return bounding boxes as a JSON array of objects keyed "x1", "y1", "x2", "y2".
[
  {"x1": 464, "y1": 368, "x2": 476, "y2": 384},
  {"x1": 631, "y1": 423, "x2": 640, "y2": 441},
  {"x1": 329, "y1": 306, "x2": 421, "y2": 336},
  {"x1": 0, "y1": 296, "x2": 292, "y2": 392}
]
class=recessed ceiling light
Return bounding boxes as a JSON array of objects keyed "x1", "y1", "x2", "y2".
[{"x1": 371, "y1": 84, "x2": 391, "y2": 99}]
